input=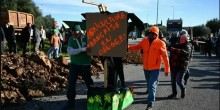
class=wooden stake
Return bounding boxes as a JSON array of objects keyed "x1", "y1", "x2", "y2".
[{"x1": 104, "y1": 58, "x2": 108, "y2": 88}]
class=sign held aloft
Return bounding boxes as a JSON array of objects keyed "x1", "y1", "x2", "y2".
[{"x1": 85, "y1": 11, "x2": 128, "y2": 57}]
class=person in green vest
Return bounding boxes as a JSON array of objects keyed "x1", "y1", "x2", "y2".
[{"x1": 64, "y1": 25, "x2": 94, "y2": 109}]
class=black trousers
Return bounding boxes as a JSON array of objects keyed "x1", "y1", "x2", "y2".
[
  {"x1": 67, "y1": 64, "x2": 94, "y2": 101},
  {"x1": 100, "y1": 57, "x2": 125, "y2": 88},
  {"x1": 7, "y1": 40, "x2": 17, "y2": 53},
  {"x1": 39, "y1": 39, "x2": 45, "y2": 51}
]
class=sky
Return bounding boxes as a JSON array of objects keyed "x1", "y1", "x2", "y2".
[{"x1": 33, "y1": 0, "x2": 219, "y2": 27}]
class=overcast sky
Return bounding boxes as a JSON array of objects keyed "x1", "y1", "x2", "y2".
[{"x1": 33, "y1": 0, "x2": 219, "y2": 27}]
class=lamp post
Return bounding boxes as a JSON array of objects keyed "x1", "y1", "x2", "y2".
[
  {"x1": 171, "y1": 6, "x2": 174, "y2": 19},
  {"x1": 156, "y1": 0, "x2": 159, "y2": 25}
]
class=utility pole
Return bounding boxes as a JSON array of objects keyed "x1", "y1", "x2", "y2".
[
  {"x1": 156, "y1": 0, "x2": 159, "y2": 25},
  {"x1": 171, "y1": 6, "x2": 174, "y2": 19}
]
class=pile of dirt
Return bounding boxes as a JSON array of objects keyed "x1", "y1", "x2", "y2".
[
  {"x1": 0, "y1": 51, "x2": 103, "y2": 107},
  {"x1": 0, "y1": 50, "x2": 141, "y2": 107},
  {"x1": 123, "y1": 50, "x2": 143, "y2": 64}
]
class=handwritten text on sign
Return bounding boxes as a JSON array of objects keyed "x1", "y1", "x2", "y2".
[{"x1": 86, "y1": 11, "x2": 128, "y2": 57}]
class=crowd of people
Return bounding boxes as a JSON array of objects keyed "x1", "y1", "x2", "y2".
[
  {"x1": 0, "y1": 22, "x2": 219, "y2": 110},
  {"x1": 191, "y1": 33, "x2": 220, "y2": 57},
  {"x1": 0, "y1": 21, "x2": 70, "y2": 59},
  {"x1": 63, "y1": 25, "x2": 198, "y2": 110}
]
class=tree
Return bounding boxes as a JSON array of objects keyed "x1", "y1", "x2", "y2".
[
  {"x1": 16, "y1": 0, "x2": 42, "y2": 17},
  {"x1": 43, "y1": 15, "x2": 55, "y2": 30},
  {"x1": 0, "y1": 0, "x2": 55, "y2": 30},
  {"x1": 193, "y1": 25, "x2": 211, "y2": 37},
  {"x1": 0, "y1": 0, "x2": 18, "y2": 11},
  {"x1": 0, "y1": 0, "x2": 41, "y2": 17},
  {"x1": 35, "y1": 16, "x2": 44, "y2": 28},
  {"x1": 206, "y1": 18, "x2": 220, "y2": 34}
]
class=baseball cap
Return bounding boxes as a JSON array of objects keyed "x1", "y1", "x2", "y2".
[
  {"x1": 180, "y1": 29, "x2": 188, "y2": 35},
  {"x1": 149, "y1": 26, "x2": 159, "y2": 36},
  {"x1": 73, "y1": 25, "x2": 81, "y2": 31}
]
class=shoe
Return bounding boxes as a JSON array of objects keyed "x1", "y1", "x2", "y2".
[
  {"x1": 168, "y1": 94, "x2": 177, "y2": 99},
  {"x1": 145, "y1": 105, "x2": 152, "y2": 110},
  {"x1": 181, "y1": 89, "x2": 186, "y2": 98}
]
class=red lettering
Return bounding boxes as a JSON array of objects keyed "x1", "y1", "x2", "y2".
[
  {"x1": 87, "y1": 27, "x2": 98, "y2": 39},
  {"x1": 118, "y1": 34, "x2": 126, "y2": 42},
  {"x1": 98, "y1": 49, "x2": 103, "y2": 56},
  {"x1": 114, "y1": 38, "x2": 120, "y2": 45},
  {"x1": 110, "y1": 41, "x2": 116, "y2": 48},
  {"x1": 88, "y1": 41, "x2": 95, "y2": 48},
  {"x1": 103, "y1": 28, "x2": 108, "y2": 35},
  {"x1": 106, "y1": 35, "x2": 112, "y2": 43},
  {"x1": 101, "y1": 40, "x2": 105, "y2": 46},
  {"x1": 120, "y1": 12, "x2": 126, "y2": 19},
  {"x1": 99, "y1": 45, "x2": 111, "y2": 56},
  {"x1": 115, "y1": 22, "x2": 120, "y2": 29}
]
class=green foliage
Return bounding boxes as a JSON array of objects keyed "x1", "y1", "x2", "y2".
[
  {"x1": 35, "y1": 16, "x2": 44, "y2": 28},
  {"x1": 0, "y1": 0, "x2": 41, "y2": 17},
  {"x1": 193, "y1": 25, "x2": 211, "y2": 37},
  {"x1": 158, "y1": 26, "x2": 169, "y2": 37},
  {"x1": 43, "y1": 15, "x2": 55, "y2": 29},
  {"x1": 0, "y1": 0, "x2": 18, "y2": 11},
  {"x1": 206, "y1": 18, "x2": 220, "y2": 34},
  {"x1": 0, "y1": 0, "x2": 55, "y2": 30}
]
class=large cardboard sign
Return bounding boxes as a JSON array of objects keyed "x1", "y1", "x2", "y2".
[{"x1": 86, "y1": 11, "x2": 128, "y2": 57}]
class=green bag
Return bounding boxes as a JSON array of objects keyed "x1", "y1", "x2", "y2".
[
  {"x1": 118, "y1": 89, "x2": 134, "y2": 110},
  {"x1": 87, "y1": 86, "x2": 133, "y2": 110}
]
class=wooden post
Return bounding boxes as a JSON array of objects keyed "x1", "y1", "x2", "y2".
[
  {"x1": 190, "y1": 27, "x2": 193, "y2": 40},
  {"x1": 104, "y1": 58, "x2": 108, "y2": 88}
]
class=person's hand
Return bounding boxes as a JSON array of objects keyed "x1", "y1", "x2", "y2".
[
  {"x1": 170, "y1": 47, "x2": 175, "y2": 51},
  {"x1": 164, "y1": 72, "x2": 169, "y2": 77},
  {"x1": 85, "y1": 47, "x2": 91, "y2": 52}
]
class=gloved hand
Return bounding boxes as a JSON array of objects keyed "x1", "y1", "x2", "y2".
[{"x1": 85, "y1": 47, "x2": 91, "y2": 52}]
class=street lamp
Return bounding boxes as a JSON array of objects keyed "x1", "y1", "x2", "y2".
[{"x1": 171, "y1": 6, "x2": 174, "y2": 19}]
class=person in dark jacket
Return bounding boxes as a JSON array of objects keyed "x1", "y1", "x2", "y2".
[
  {"x1": 3, "y1": 22, "x2": 17, "y2": 53},
  {"x1": 215, "y1": 35, "x2": 220, "y2": 58},
  {"x1": 168, "y1": 32, "x2": 192, "y2": 99},
  {"x1": 204, "y1": 34, "x2": 212, "y2": 57},
  {"x1": 21, "y1": 23, "x2": 32, "y2": 56},
  {"x1": 0, "y1": 26, "x2": 5, "y2": 54}
]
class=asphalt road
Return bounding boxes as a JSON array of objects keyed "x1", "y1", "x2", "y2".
[{"x1": 2, "y1": 38, "x2": 219, "y2": 110}]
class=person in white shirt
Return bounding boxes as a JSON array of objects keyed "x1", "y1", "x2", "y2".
[{"x1": 40, "y1": 25, "x2": 46, "y2": 50}]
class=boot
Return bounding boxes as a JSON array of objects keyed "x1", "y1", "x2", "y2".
[{"x1": 181, "y1": 89, "x2": 186, "y2": 98}]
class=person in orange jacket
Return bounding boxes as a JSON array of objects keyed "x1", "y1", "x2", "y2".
[{"x1": 128, "y1": 26, "x2": 170, "y2": 110}]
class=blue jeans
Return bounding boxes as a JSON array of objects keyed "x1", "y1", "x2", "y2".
[
  {"x1": 144, "y1": 69, "x2": 160, "y2": 106},
  {"x1": 67, "y1": 64, "x2": 94, "y2": 101},
  {"x1": 170, "y1": 70, "x2": 186, "y2": 94},
  {"x1": 47, "y1": 46, "x2": 59, "y2": 59},
  {"x1": 184, "y1": 69, "x2": 190, "y2": 83}
]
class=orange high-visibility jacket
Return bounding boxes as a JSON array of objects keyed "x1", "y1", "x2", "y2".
[{"x1": 128, "y1": 37, "x2": 170, "y2": 73}]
